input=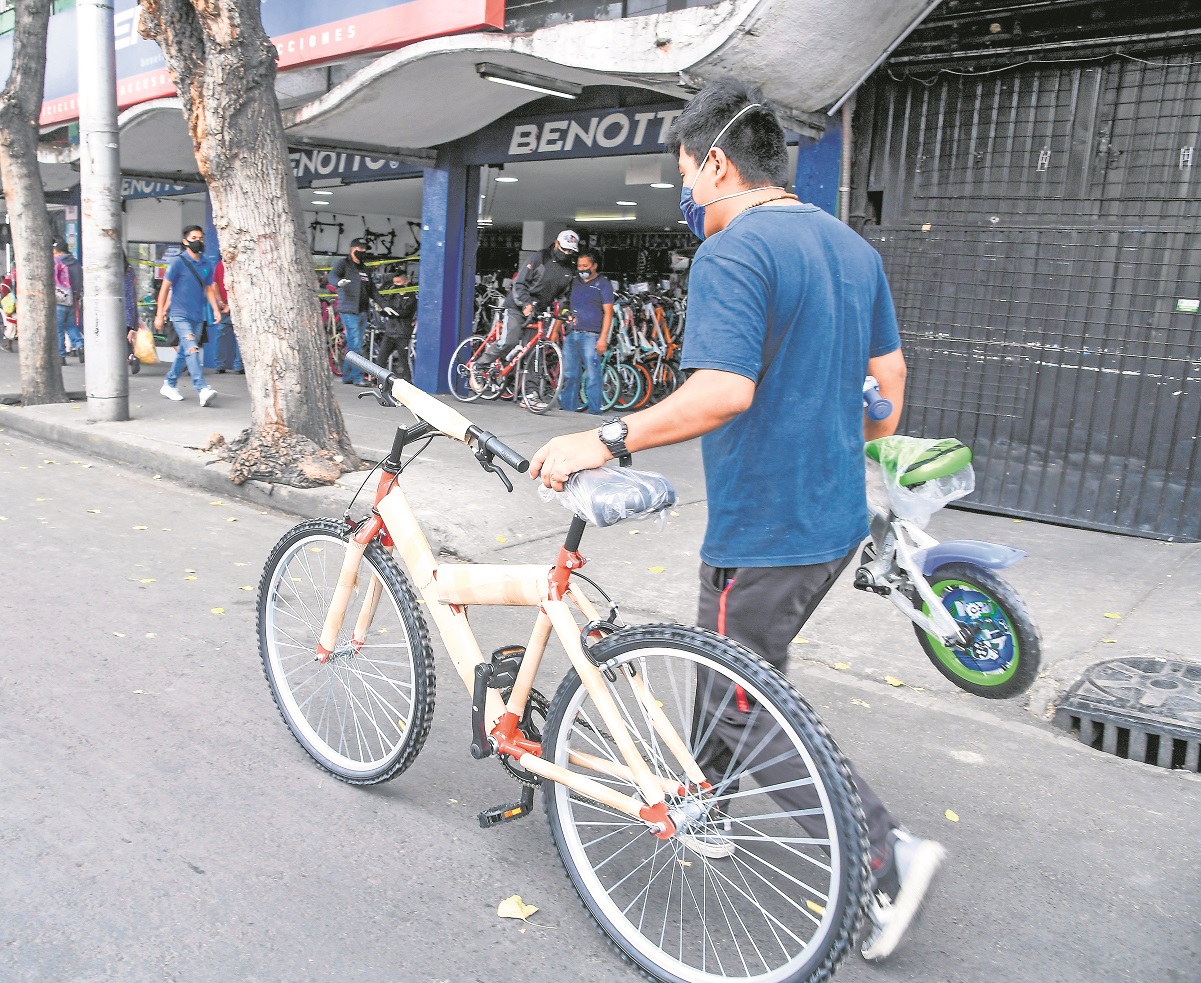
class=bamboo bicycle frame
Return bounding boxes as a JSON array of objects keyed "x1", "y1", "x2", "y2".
[{"x1": 314, "y1": 377, "x2": 708, "y2": 836}]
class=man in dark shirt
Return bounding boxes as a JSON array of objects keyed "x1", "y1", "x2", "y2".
[
  {"x1": 377, "y1": 270, "x2": 417, "y2": 382},
  {"x1": 529, "y1": 78, "x2": 940, "y2": 965},
  {"x1": 473, "y1": 229, "x2": 578, "y2": 381},
  {"x1": 559, "y1": 249, "x2": 613, "y2": 414},
  {"x1": 328, "y1": 237, "x2": 384, "y2": 386}
]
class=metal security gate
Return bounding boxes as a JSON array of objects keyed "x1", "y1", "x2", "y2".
[{"x1": 860, "y1": 54, "x2": 1201, "y2": 541}]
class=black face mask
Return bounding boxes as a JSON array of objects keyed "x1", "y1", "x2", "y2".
[
  {"x1": 185, "y1": 239, "x2": 205, "y2": 254},
  {"x1": 554, "y1": 246, "x2": 576, "y2": 266}
]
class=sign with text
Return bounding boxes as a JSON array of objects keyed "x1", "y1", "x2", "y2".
[
  {"x1": 0, "y1": 0, "x2": 505, "y2": 127},
  {"x1": 465, "y1": 102, "x2": 686, "y2": 164},
  {"x1": 290, "y1": 148, "x2": 423, "y2": 187}
]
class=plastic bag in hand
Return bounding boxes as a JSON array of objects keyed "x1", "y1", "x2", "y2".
[{"x1": 540, "y1": 465, "x2": 677, "y2": 528}]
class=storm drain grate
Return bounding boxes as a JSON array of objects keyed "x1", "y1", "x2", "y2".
[{"x1": 1053, "y1": 658, "x2": 1201, "y2": 771}]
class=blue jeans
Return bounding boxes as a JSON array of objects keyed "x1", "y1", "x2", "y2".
[
  {"x1": 215, "y1": 314, "x2": 242, "y2": 371},
  {"x1": 559, "y1": 331, "x2": 602, "y2": 414},
  {"x1": 57, "y1": 305, "x2": 83, "y2": 357},
  {"x1": 165, "y1": 317, "x2": 208, "y2": 391},
  {"x1": 341, "y1": 312, "x2": 365, "y2": 382}
]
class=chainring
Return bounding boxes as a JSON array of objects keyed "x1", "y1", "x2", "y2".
[{"x1": 499, "y1": 688, "x2": 549, "y2": 786}]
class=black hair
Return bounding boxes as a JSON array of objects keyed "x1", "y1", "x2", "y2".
[
  {"x1": 666, "y1": 77, "x2": 790, "y2": 187},
  {"x1": 578, "y1": 248, "x2": 600, "y2": 267},
  {"x1": 182, "y1": 225, "x2": 203, "y2": 239}
]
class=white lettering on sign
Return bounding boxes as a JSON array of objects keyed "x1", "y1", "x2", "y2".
[
  {"x1": 657, "y1": 110, "x2": 682, "y2": 143},
  {"x1": 632, "y1": 112, "x2": 656, "y2": 145},
  {"x1": 509, "y1": 124, "x2": 539, "y2": 155},
  {"x1": 564, "y1": 118, "x2": 597, "y2": 152},
  {"x1": 595, "y1": 113, "x2": 630, "y2": 148},
  {"x1": 114, "y1": 5, "x2": 142, "y2": 51},
  {"x1": 538, "y1": 121, "x2": 567, "y2": 153}
]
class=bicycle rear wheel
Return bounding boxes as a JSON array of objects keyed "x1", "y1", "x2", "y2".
[
  {"x1": 542, "y1": 625, "x2": 868, "y2": 983},
  {"x1": 519, "y1": 340, "x2": 563, "y2": 414},
  {"x1": 447, "y1": 334, "x2": 486, "y2": 402},
  {"x1": 613, "y1": 362, "x2": 644, "y2": 411},
  {"x1": 257, "y1": 518, "x2": 436, "y2": 784},
  {"x1": 601, "y1": 362, "x2": 621, "y2": 411}
]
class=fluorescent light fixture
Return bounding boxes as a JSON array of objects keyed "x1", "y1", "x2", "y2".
[
  {"x1": 496, "y1": 175, "x2": 519, "y2": 183},
  {"x1": 575, "y1": 215, "x2": 637, "y2": 223},
  {"x1": 477, "y1": 63, "x2": 582, "y2": 100},
  {"x1": 311, "y1": 200, "x2": 329, "y2": 206},
  {"x1": 677, "y1": 219, "x2": 688, "y2": 224},
  {"x1": 312, "y1": 190, "x2": 334, "y2": 196},
  {"x1": 477, "y1": 216, "x2": 494, "y2": 225},
  {"x1": 651, "y1": 182, "x2": 675, "y2": 189},
  {"x1": 616, "y1": 200, "x2": 638, "y2": 206}
]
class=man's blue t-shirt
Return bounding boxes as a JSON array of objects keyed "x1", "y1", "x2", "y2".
[
  {"x1": 569, "y1": 274, "x2": 615, "y2": 333},
  {"x1": 681, "y1": 203, "x2": 901, "y2": 568},
  {"x1": 166, "y1": 253, "x2": 214, "y2": 323}
]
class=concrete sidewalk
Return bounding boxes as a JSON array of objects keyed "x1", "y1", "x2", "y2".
[{"x1": 2, "y1": 349, "x2": 1198, "y2": 728}]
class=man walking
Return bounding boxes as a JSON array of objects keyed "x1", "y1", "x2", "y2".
[
  {"x1": 376, "y1": 270, "x2": 417, "y2": 382},
  {"x1": 559, "y1": 249, "x2": 612, "y2": 415},
  {"x1": 53, "y1": 240, "x2": 84, "y2": 364},
  {"x1": 529, "y1": 78, "x2": 943, "y2": 965},
  {"x1": 328, "y1": 238, "x2": 383, "y2": 386},
  {"x1": 154, "y1": 225, "x2": 224, "y2": 406},
  {"x1": 212, "y1": 258, "x2": 243, "y2": 374}
]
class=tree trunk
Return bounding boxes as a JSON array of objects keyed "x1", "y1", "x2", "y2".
[
  {"x1": 0, "y1": 0, "x2": 66, "y2": 407},
  {"x1": 140, "y1": 0, "x2": 360, "y2": 486}
]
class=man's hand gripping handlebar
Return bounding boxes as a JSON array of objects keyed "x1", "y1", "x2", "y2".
[{"x1": 343, "y1": 351, "x2": 529, "y2": 490}]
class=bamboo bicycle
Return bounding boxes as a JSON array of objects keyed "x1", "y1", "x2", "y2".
[{"x1": 257, "y1": 351, "x2": 868, "y2": 983}]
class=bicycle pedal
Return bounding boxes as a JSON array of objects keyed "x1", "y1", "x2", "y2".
[{"x1": 477, "y1": 785, "x2": 536, "y2": 828}]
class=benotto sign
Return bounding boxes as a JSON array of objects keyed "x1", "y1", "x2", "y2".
[{"x1": 467, "y1": 103, "x2": 685, "y2": 164}]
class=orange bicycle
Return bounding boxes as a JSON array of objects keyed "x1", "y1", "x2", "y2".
[
  {"x1": 446, "y1": 307, "x2": 563, "y2": 413},
  {"x1": 257, "y1": 351, "x2": 869, "y2": 983}
]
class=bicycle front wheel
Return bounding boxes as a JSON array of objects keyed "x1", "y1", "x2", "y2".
[
  {"x1": 542, "y1": 626, "x2": 868, "y2": 983},
  {"x1": 447, "y1": 334, "x2": 486, "y2": 402},
  {"x1": 519, "y1": 340, "x2": 562, "y2": 414},
  {"x1": 257, "y1": 518, "x2": 436, "y2": 784}
]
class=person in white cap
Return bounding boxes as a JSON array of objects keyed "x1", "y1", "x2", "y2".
[{"x1": 474, "y1": 229, "x2": 579, "y2": 379}]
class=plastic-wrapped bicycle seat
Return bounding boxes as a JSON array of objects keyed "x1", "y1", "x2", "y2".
[
  {"x1": 864, "y1": 435, "x2": 975, "y2": 526},
  {"x1": 541, "y1": 464, "x2": 678, "y2": 527}
]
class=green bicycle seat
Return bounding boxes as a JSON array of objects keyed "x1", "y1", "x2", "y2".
[{"x1": 865, "y1": 436, "x2": 973, "y2": 487}]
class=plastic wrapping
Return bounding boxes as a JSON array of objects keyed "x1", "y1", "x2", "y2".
[
  {"x1": 865, "y1": 436, "x2": 975, "y2": 526},
  {"x1": 540, "y1": 465, "x2": 677, "y2": 528}
]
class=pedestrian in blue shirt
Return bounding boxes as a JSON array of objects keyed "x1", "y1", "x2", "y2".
[
  {"x1": 559, "y1": 249, "x2": 613, "y2": 415},
  {"x1": 154, "y1": 225, "x2": 225, "y2": 406},
  {"x1": 530, "y1": 78, "x2": 939, "y2": 965}
]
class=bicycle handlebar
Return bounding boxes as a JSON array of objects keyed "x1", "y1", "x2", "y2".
[
  {"x1": 862, "y1": 375, "x2": 893, "y2": 421},
  {"x1": 343, "y1": 351, "x2": 530, "y2": 473}
]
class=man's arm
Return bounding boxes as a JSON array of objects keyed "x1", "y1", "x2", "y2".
[
  {"x1": 864, "y1": 347, "x2": 906, "y2": 441},
  {"x1": 597, "y1": 302, "x2": 613, "y2": 354},
  {"x1": 511, "y1": 262, "x2": 537, "y2": 315},
  {"x1": 153, "y1": 276, "x2": 172, "y2": 330},
  {"x1": 206, "y1": 283, "x2": 225, "y2": 318},
  {"x1": 530, "y1": 368, "x2": 754, "y2": 489}
]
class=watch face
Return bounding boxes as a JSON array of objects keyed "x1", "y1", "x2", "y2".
[{"x1": 600, "y1": 421, "x2": 620, "y2": 441}]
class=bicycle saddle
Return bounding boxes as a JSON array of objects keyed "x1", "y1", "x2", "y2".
[{"x1": 546, "y1": 465, "x2": 678, "y2": 527}]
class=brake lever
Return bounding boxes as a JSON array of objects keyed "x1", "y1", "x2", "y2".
[
  {"x1": 474, "y1": 447, "x2": 514, "y2": 493},
  {"x1": 357, "y1": 384, "x2": 399, "y2": 408}
]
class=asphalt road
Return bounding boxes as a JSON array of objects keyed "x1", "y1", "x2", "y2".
[{"x1": 3, "y1": 430, "x2": 1199, "y2": 983}]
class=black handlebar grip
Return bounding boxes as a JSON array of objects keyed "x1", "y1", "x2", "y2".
[
  {"x1": 344, "y1": 350, "x2": 391, "y2": 383},
  {"x1": 483, "y1": 434, "x2": 530, "y2": 474}
]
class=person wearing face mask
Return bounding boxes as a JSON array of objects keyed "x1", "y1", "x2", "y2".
[
  {"x1": 328, "y1": 237, "x2": 386, "y2": 386},
  {"x1": 155, "y1": 225, "x2": 225, "y2": 406},
  {"x1": 529, "y1": 78, "x2": 931, "y2": 965},
  {"x1": 559, "y1": 249, "x2": 613, "y2": 415},
  {"x1": 472, "y1": 229, "x2": 579, "y2": 384}
]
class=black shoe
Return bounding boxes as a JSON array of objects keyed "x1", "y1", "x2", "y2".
[
  {"x1": 129, "y1": 356, "x2": 141, "y2": 375},
  {"x1": 217, "y1": 368, "x2": 227, "y2": 374},
  {"x1": 77, "y1": 346, "x2": 84, "y2": 364},
  {"x1": 341, "y1": 378, "x2": 354, "y2": 385},
  {"x1": 235, "y1": 368, "x2": 245, "y2": 375},
  {"x1": 61, "y1": 356, "x2": 67, "y2": 366}
]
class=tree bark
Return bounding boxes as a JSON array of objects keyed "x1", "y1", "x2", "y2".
[
  {"x1": 140, "y1": 0, "x2": 360, "y2": 486},
  {"x1": 0, "y1": 0, "x2": 66, "y2": 407}
]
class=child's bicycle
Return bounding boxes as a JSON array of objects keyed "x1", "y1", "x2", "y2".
[{"x1": 257, "y1": 351, "x2": 869, "y2": 983}]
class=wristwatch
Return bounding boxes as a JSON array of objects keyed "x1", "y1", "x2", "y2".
[{"x1": 598, "y1": 418, "x2": 632, "y2": 466}]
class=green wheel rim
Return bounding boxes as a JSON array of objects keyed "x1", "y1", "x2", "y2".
[{"x1": 922, "y1": 577, "x2": 1020, "y2": 687}]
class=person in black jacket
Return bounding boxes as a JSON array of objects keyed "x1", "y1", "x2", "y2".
[
  {"x1": 473, "y1": 229, "x2": 578, "y2": 381},
  {"x1": 328, "y1": 237, "x2": 390, "y2": 386},
  {"x1": 377, "y1": 270, "x2": 417, "y2": 382}
]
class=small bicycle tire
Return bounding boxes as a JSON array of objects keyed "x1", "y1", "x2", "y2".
[
  {"x1": 542, "y1": 625, "x2": 868, "y2": 983},
  {"x1": 447, "y1": 334, "x2": 486, "y2": 402},
  {"x1": 613, "y1": 362, "x2": 644, "y2": 411},
  {"x1": 519, "y1": 340, "x2": 563, "y2": 414},
  {"x1": 258, "y1": 518, "x2": 436, "y2": 783},
  {"x1": 914, "y1": 562, "x2": 1041, "y2": 698},
  {"x1": 631, "y1": 361, "x2": 654, "y2": 409},
  {"x1": 600, "y1": 363, "x2": 621, "y2": 411}
]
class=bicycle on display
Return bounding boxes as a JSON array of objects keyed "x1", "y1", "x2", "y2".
[
  {"x1": 257, "y1": 350, "x2": 869, "y2": 983},
  {"x1": 855, "y1": 383, "x2": 1042, "y2": 698},
  {"x1": 446, "y1": 306, "x2": 564, "y2": 414}
]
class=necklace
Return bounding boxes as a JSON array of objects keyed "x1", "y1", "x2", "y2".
[{"x1": 735, "y1": 192, "x2": 799, "y2": 218}]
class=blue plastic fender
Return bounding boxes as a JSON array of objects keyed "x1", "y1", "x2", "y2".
[{"x1": 916, "y1": 540, "x2": 1026, "y2": 577}]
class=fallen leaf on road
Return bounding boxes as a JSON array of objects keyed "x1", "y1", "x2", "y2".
[
  {"x1": 209, "y1": 501, "x2": 224, "y2": 506},
  {"x1": 1102, "y1": 638, "x2": 1117, "y2": 644},
  {"x1": 670, "y1": 510, "x2": 680, "y2": 517},
  {"x1": 240, "y1": 585, "x2": 253, "y2": 591},
  {"x1": 1104, "y1": 612, "x2": 1122, "y2": 620},
  {"x1": 945, "y1": 809, "x2": 960, "y2": 823},
  {"x1": 145, "y1": 633, "x2": 156, "y2": 638},
  {"x1": 806, "y1": 900, "x2": 825, "y2": 916},
  {"x1": 139, "y1": 578, "x2": 156, "y2": 584},
  {"x1": 234, "y1": 562, "x2": 248, "y2": 567},
  {"x1": 132, "y1": 525, "x2": 148, "y2": 530},
  {"x1": 629, "y1": 530, "x2": 640, "y2": 535},
  {"x1": 0, "y1": 517, "x2": 6, "y2": 522},
  {"x1": 496, "y1": 536, "x2": 508, "y2": 543},
  {"x1": 833, "y1": 662, "x2": 851, "y2": 671},
  {"x1": 133, "y1": 689, "x2": 150, "y2": 695},
  {"x1": 884, "y1": 676, "x2": 905, "y2": 687},
  {"x1": 678, "y1": 859, "x2": 692, "y2": 867},
  {"x1": 43, "y1": 460, "x2": 55, "y2": 465},
  {"x1": 153, "y1": 475, "x2": 162, "y2": 480},
  {"x1": 35, "y1": 497, "x2": 45, "y2": 501},
  {"x1": 648, "y1": 566, "x2": 665, "y2": 574},
  {"x1": 184, "y1": 575, "x2": 197, "y2": 581},
  {"x1": 497, "y1": 896, "x2": 538, "y2": 921},
  {"x1": 851, "y1": 698, "x2": 871, "y2": 708},
  {"x1": 226, "y1": 517, "x2": 238, "y2": 522},
  {"x1": 87, "y1": 509, "x2": 100, "y2": 514},
  {"x1": 211, "y1": 608, "x2": 225, "y2": 615},
  {"x1": 112, "y1": 632, "x2": 125, "y2": 638},
  {"x1": 309, "y1": 547, "x2": 322, "y2": 553},
  {"x1": 794, "y1": 636, "x2": 810, "y2": 644}
]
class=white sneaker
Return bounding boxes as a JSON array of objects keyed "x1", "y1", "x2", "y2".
[
  {"x1": 161, "y1": 382, "x2": 184, "y2": 401},
  {"x1": 198, "y1": 387, "x2": 216, "y2": 407},
  {"x1": 860, "y1": 829, "x2": 946, "y2": 962}
]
